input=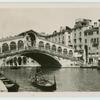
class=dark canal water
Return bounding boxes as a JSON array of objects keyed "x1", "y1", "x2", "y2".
[{"x1": 1, "y1": 67, "x2": 100, "y2": 92}]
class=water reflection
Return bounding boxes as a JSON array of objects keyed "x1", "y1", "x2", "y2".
[{"x1": 1, "y1": 67, "x2": 100, "y2": 91}]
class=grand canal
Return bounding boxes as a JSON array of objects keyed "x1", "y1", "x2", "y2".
[{"x1": 1, "y1": 67, "x2": 100, "y2": 92}]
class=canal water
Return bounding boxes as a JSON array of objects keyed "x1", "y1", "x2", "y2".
[{"x1": 1, "y1": 67, "x2": 100, "y2": 92}]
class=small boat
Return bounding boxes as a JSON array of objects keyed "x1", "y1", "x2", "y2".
[
  {"x1": 31, "y1": 68, "x2": 56, "y2": 91},
  {"x1": 2, "y1": 79, "x2": 19, "y2": 92},
  {"x1": 0, "y1": 73, "x2": 19, "y2": 92},
  {"x1": 31, "y1": 75, "x2": 56, "y2": 91}
]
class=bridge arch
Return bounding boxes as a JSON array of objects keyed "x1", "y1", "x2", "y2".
[
  {"x1": 10, "y1": 41, "x2": 16, "y2": 51},
  {"x1": 2, "y1": 43, "x2": 9, "y2": 53},
  {"x1": 18, "y1": 40, "x2": 24, "y2": 50},
  {"x1": 21, "y1": 50, "x2": 61, "y2": 67}
]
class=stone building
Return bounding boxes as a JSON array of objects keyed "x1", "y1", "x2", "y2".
[
  {"x1": 45, "y1": 26, "x2": 72, "y2": 47},
  {"x1": 72, "y1": 18, "x2": 100, "y2": 65},
  {"x1": 71, "y1": 18, "x2": 92, "y2": 63},
  {"x1": 84, "y1": 21, "x2": 99, "y2": 65}
]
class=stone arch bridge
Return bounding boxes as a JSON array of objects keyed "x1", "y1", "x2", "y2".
[{"x1": 0, "y1": 30, "x2": 77, "y2": 67}]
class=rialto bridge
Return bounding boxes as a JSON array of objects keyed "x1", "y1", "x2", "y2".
[{"x1": 0, "y1": 30, "x2": 79, "y2": 67}]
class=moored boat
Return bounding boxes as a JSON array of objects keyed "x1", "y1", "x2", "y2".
[
  {"x1": 31, "y1": 68, "x2": 57, "y2": 91},
  {"x1": 0, "y1": 73, "x2": 19, "y2": 92},
  {"x1": 31, "y1": 75, "x2": 56, "y2": 91}
]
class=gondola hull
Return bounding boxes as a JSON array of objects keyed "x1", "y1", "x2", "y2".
[
  {"x1": 32, "y1": 81, "x2": 56, "y2": 92},
  {"x1": 6, "y1": 83, "x2": 19, "y2": 92}
]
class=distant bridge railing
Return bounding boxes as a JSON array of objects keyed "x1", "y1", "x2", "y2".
[{"x1": 0, "y1": 46, "x2": 78, "y2": 62}]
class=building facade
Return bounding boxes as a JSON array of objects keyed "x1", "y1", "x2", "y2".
[
  {"x1": 84, "y1": 22, "x2": 99, "y2": 65},
  {"x1": 72, "y1": 18, "x2": 100, "y2": 65},
  {"x1": 45, "y1": 26, "x2": 72, "y2": 47}
]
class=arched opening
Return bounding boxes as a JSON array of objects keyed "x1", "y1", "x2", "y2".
[
  {"x1": 45, "y1": 43, "x2": 50, "y2": 50},
  {"x1": 13, "y1": 57, "x2": 17, "y2": 66},
  {"x1": 2, "y1": 43, "x2": 9, "y2": 53},
  {"x1": 69, "y1": 50, "x2": 73, "y2": 56},
  {"x1": 63, "y1": 49, "x2": 67, "y2": 55},
  {"x1": 52, "y1": 45, "x2": 56, "y2": 52},
  {"x1": 9, "y1": 59, "x2": 13, "y2": 66},
  {"x1": 18, "y1": 57, "x2": 22, "y2": 65},
  {"x1": 18, "y1": 40, "x2": 24, "y2": 50},
  {"x1": 58, "y1": 47, "x2": 62, "y2": 54},
  {"x1": 10, "y1": 41, "x2": 16, "y2": 51},
  {"x1": 39, "y1": 41, "x2": 44, "y2": 49},
  {"x1": 23, "y1": 56, "x2": 27, "y2": 65}
]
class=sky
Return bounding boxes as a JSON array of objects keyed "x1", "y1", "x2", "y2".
[{"x1": 0, "y1": 3, "x2": 100, "y2": 37}]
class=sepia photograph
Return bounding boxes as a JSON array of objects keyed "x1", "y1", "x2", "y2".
[{"x1": 0, "y1": 3, "x2": 100, "y2": 95}]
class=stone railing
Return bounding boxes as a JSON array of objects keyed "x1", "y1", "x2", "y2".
[{"x1": 0, "y1": 46, "x2": 77, "y2": 61}]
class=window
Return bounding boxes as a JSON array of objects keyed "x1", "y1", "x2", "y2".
[
  {"x1": 97, "y1": 38, "x2": 99, "y2": 43},
  {"x1": 68, "y1": 36, "x2": 70, "y2": 39},
  {"x1": 74, "y1": 33, "x2": 76, "y2": 37},
  {"x1": 74, "y1": 39, "x2": 76, "y2": 43},
  {"x1": 84, "y1": 32, "x2": 87, "y2": 36},
  {"x1": 94, "y1": 38, "x2": 96, "y2": 43},
  {"x1": 79, "y1": 38, "x2": 82, "y2": 42},
  {"x1": 79, "y1": 45, "x2": 82, "y2": 49},
  {"x1": 74, "y1": 45, "x2": 77, "y2": 50},
  {"x1": 80, "y1": 32, "x2": 81, "y2": 36},
  {"x1": 91, "y1": 38, "x2": 93, "y2": 43},
  {"x1": 97, "y1": 31, "x2": 99, "y2": 34},
  {"x1": 85, "y1": 39, "x2": 87, "y2": 43}
]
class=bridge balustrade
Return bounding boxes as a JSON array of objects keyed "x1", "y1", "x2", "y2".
[{"x1": 0, "y1": 44, "x2": 77, "y2": 61}]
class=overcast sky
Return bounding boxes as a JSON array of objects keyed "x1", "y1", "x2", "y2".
[{"x1": 0, "y1": 3, "x2": 100, "y2": 37}]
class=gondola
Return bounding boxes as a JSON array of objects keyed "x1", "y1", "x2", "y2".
[
  {"x1": 0, "y1": 73, "x2": 19, "y2": 92},
  {"x1": 2, "y1": 79, "x2": 19, "y2": 92},
  {"x1": 31, "y1": 75, "x2": 56, "y2": 91},
  {"x1": 31, "y1": 68, "x2": 57, "y2": 91}
]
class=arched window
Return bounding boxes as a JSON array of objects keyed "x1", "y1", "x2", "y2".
[
  {"x1": 10, "y1": 41, "x2": 16, "y2": 51},
  {"x1": 58, "y1": 47, "x2": 62, "y2": 53},
  {"x1": 45, "y1": 43, "x2": 50, "y2": 50},
  {"x1": 2, "y1": 43, "x2": 9, "y2": 53},
  {"x1": 69, "y1": 50, "x2": 73, "y2": 56},
  {"x1": 18, "y1": 40, "x2": 24, "y2": 50},
  {"x1": 39, "y1": 41, "x2": 44, "y2": 49},
  {"x1": 63, "y1": 49, "x2": 67, "y2": 55},
  {"x1": 52, "y1": 45, "x2": 56, "y2": 52}
]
